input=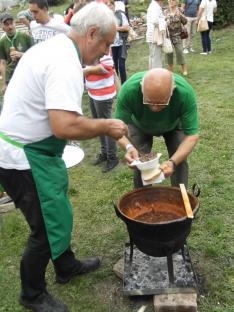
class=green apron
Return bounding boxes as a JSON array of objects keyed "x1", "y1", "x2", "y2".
[
  {"x1": 24, "y1": 136, "x2": 72, "y2": 260},
  {"x1": 0, "y1": 132, "x2": 72, "y2": 260}
]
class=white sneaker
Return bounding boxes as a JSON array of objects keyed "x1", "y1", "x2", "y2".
[
  {"x1": 190, "y1": 48, "x2": 195, "y2": 52},
  {"x1": 183, "y1": 48, "x2": 189, "y2": 54},
  {"x1": 200, "y1": 52, "x2": 208, "y2": 55}
]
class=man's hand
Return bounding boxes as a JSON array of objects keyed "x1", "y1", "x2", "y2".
[
  {"x1": 105, "y1": 119, "x2": 129, "y2": 140},
  {"x1": 125, "y1": 145, "x2": 139, "y2": 166},
  {"x1": 160, "y1": 160, "x2": 174, "y2": 178},
  {"x1": 10, "y1": 50, "x2": 23, "y2": 62},
  {"x1": 117, "y1": 136, "x2": 139, "y2": 166}
]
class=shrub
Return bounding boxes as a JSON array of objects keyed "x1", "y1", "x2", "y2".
[
  {"x1": 214, "y1": 0, "x2": 234, "y2": 28},
  {"x1": 47, "y1": 0, "x2": 65, "y2": 6}
]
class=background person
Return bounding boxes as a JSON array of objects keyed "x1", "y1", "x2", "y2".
[
  {"x1": 107, "y1": 0, "x2": 129, "y2": 84},
  {"x1": 115, "y1": 68, "x2": 199, "y2": 189},
  {"x1": 84, "y1": 52, "x2": 119, "y2": 173},
  {"x1": 64, "y1": 0, "x2": 88, "y2": 25},
  {"x1": 115, "y1": 0, "x2": 130, "y2": 22},
  {"x1": 165, "y1": 0, "x2": 188, "y2": 76},
  {"x1": 0, "y1": 3, "x2": 128, "y2": 311},
  {"x1": 181, "y1": 0, "x2": 199, "y2": 54},
  {"x1": 17, "y1": 9, "x2": 34, "y2": 30},
  {"x1": 28, "y1": 0, "x2": 70, "y2": 43},
  {"x1": 146, "y1": 0, "x2": 165, "y2": 69},
  {"x1": 197, "y1": 0, "x2": 217, "y2": 55},
  {"x1": 0, "y1": 13, "x2": 34, "y2": 94}
]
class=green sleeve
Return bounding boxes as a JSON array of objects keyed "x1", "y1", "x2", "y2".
[
  {"x1": 181, "y1": 90, "x2": 199, "y2": 136},
  {"x1": 0, "y1": 39, "x2": 7, "y2": 60},
  {"x1": 114, "y1": 85, "x2": 133, "y2": 124}
]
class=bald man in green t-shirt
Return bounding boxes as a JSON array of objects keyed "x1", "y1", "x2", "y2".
[{"x1": 116, "y1": 68, "x2": 199, "y2": 188}]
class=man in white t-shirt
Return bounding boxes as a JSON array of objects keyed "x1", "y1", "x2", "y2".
[
  {"x1": 0, "y1": 3, "x2": 128, "y2": 311},
  {"x1": 29, "y1": 0, "x2": 70, "y2": 43}
]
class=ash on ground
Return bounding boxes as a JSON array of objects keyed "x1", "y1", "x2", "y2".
[{"x1": 123, "y1": 244, "x2": 199, "y2": 296}]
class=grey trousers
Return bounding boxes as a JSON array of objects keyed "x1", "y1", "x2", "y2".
[
  {"x1": 128, "y1": 124, "x2": 188, "y2": 189},
  {"x1": 183, "y1": 16, "x2": 197, "y2": 50},
  {"x1": 89, "y1": 97, "x2": 117, "y2": 159}
]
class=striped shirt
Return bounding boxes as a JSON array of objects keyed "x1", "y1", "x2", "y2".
[{"x1": 85, "y1": 54, "x2": 116, "y2": 101}]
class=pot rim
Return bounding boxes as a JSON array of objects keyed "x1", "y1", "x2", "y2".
[{"x1": 117, "y1": 186, "x2": 199, "y2": 226}]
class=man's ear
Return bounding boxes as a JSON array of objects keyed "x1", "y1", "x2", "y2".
[{"x1": 86, "y1": 26, "x2": 98, "y2": 41}]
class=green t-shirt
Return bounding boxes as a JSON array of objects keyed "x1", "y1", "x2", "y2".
[
  {"x1": 115, "y1": 71, "x2": 199, "y2": 136},
  {"x1": 0, "y1": 31, "x2": 34, "y2": 82}
]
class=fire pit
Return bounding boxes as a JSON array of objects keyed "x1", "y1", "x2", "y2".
[{"x1": 113, "y1": 185, "x2": 200, "y2": 285}]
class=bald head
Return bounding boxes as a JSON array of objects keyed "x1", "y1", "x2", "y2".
[{"x1": 141, "y1": 69, "x2": 174, "y2": 112}]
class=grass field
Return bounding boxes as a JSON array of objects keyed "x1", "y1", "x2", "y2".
[{"x1": 0, "y1": 7, "x2": 234, "y2": 312}]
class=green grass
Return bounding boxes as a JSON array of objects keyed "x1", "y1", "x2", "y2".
[{"x1": 0, "y1": 7, "x2": 234, "y2": 312}]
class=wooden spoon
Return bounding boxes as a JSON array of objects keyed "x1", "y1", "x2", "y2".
[{"x1": 179, "y1": 183, "x2": 194, "y2": 219}]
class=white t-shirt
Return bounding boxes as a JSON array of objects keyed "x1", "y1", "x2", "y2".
[
  {"x1": 30, "y1": 18, "x2": 70, "y2": 43},
  {"x1": 200, "y1": 0, "x2": 217, "y2": 22},
  {"x1": 0, "y1": 34, "x2": 83, "y2": 170}
]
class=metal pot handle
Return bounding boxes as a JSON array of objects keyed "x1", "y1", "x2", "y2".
[
  {"x1": 192, "y1": 183, "x2": 200, "y2": 197},
  {"x1": 112, "y1": 201, "x2": 121, "y2": 218}
]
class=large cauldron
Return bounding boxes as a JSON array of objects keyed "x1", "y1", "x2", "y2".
[{"x1": 114, "y1": 186, "x2": 199, "y2": 257}]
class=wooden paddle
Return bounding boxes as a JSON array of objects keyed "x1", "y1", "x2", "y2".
[{"x1": 179, "y1": 183, "x2": 194, "y2": 219}]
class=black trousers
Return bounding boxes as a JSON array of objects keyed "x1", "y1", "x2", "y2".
[
  {"x1": 111, "y1": 46, "x2": 127, "y2": 84},
  {"x1": 201, "y1": 21, "x2": 213, "y2": 53},
  {"x1": 0, "y1": 168, "x2": 77, "y2": 300},
  {"x1": 128, "y1": 124, "x2": 188, "y2": 189}
]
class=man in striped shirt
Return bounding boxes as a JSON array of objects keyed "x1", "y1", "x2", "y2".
[{"x1": 84, "y1": 52, "x2": 119, "y2": 172}]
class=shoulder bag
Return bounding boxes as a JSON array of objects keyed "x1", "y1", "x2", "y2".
[
  {"x1": 180, "y1": 25, "x2": 188, "y2": 39},
  {"x1": 197, "y1": 18, "x2": 208, "y2": 32},
  {"x1": 162, "y1": 28, "x2": 173, "y2": 54}
]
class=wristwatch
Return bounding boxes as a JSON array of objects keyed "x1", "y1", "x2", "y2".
[
  {"x1": 125, "y1": 143, "x2": 133, "y2": 151},
  {"x1": 168, "y1": 159, "x2": 177, "y2": 171}
]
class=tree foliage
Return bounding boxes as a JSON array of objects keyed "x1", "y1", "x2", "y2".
[
  {"x1": 214, "y1": 0, "x2": 234, "y2": 27},
  {"x1": 47, "y1": 0, "x2": 65, "y2": 6}
]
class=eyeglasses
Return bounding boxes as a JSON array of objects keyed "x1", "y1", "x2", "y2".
[{"x1": 143, "y1": 98, "x2": 170, "y2": 106}]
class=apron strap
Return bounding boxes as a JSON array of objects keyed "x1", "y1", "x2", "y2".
[{"x1": 0, "y1": 132, "x2": 24, "y2": 148}]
